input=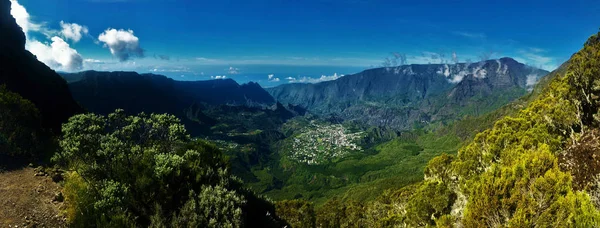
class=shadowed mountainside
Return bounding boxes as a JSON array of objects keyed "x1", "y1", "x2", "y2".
[
  {"x1": 0, "y1": 0, "x2": 82, "y2": 133},
  {"x1": 61, "y1": 71, "x2": 293, "y2": 137}
]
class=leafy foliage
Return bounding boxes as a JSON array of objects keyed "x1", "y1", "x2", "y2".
[
  {"x1": 0, "y1": 85, "x2": 51, "y2": 163},
  {"x1": 275, "y1": 199, "x2": 316, "y2": 228},
  {"x1": 251, "y1": 127, "x2": 461, "y2": 205},
  {"x1": 54, "y1": 110, "x2": 285, "y2": 227},
  {"x1": 276, "y1": 30, "x2": 600, "y2": 227}
]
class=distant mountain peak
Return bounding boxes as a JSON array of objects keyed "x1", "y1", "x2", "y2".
[
  {"x1": 499, "y1": 57, "x2": 519, "y2": 63},
  {"x1": 267, "y1": 59, "x2": 549, "y2": 130}
]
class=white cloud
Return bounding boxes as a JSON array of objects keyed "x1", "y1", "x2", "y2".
[
  {"x1": 436, "y1": 64, "x2": 450, "y2": 77},
  {"x1": 195, "y1": 57, "x2": 218, "y2": 62},
  {"x1": 227, "y1": 66, "x2": 240, "y2": 74},
  {"x1": 434, "y1": 62, "x2": 491, "y2": 84},
  {"x1": 526, "y1": 73, "x2": 539, "y2": 90},
  {"x1": 9, "y1": 0, "x2": 40, "y2": 37},
  {"x1": 98, "y1": 28, "x2": 144, "y2": 61},
  {"x1": 287, "y1": 73, "x2": 343, "y2": 83},
  {"x1": 517, "y1": 49, "x2": 556, "y2": 71},
  {"x1": 10, "y1": 0, "x2": 83, "y2": 72},
  {"x1": 84, "y1": 58, "x2": 103, "y2": 63},
  {"x1": 211, "y1": 75, "x2": 227, "y2": 79},
  {"x1": 267, "y1": 74, "x2": 280, "y2": 82},
  {"x1": 27, "y1": 37, "x2": 83, "y2": 72},
  {"x1": 60, "y1": 21, "x2": 88, "y2": 42}
]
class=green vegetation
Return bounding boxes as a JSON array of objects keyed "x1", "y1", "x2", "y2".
[
  {"x1": 52, "y1": 110, "x2": 285, "y2": 227},
  {"x1": 0, "y1": 85, "x2": 51, "y2": 164},
  {"x1": 275, "y1": 200, "x2": 316, "y2": 228},
  {"x1": 247, "y1": 126, "x2": 461, "y2": 205},
  {"x1": 274, "y1": 31, "x2": 600, "y2": 227},
  {"x1": 4, "y1": 1, "x2": 598, "y2": 224}
]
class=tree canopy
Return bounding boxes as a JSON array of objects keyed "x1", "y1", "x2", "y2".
[{"x1": 53, "y1": 110, "x2": 285, "y2": 227}]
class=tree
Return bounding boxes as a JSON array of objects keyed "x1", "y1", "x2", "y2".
[
  {"x1": 405, "y1": 181, "x2": 455, "y2": 227},
  {"x1": 0, "y1": 85, "x2": 50, "y2": 163},
  {"x1": 275, "y1": 199, "x2": 316, "y2": 228},
  {"x1": 54, "y1": 110, "x2": 284, "y2": 227},
  {"x1": 567, "y1": 31, "x2": 600, "y2": 129}
]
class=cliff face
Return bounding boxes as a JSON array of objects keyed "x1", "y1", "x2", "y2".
[
  {"x1": 267, "y1": 58, "x2": 549, "y2": 129},
  {"x1": 62, "y1": 70, "x2": 289, "y2": 137},
  {"x1": 268, "y1": 64, "x2": 453, "y2": 113},
  {"x1": 0, "y1": 0, "x2": 82, "y2": 133},
  {"x1": 63, "y1": 71, "x2": 276, "y2": 114},
  {"x1": 0, "y1": 0, "x2": 24, "y2": 49},
  {"x1": 172, "y1": 78, "x2": 275, "y2": 106}
]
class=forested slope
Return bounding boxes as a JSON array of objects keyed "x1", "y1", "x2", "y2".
[{"x1": 276, "y1": 31, "x2": 600, "y2": 227}]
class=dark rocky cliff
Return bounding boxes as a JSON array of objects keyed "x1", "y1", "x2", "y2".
[
  {"x1": 62, "y1": 71, "x2": 283, "y2": 136},
  {"x1": 63, "y1": 71, "x2": 276, "y2": 114},
  {"x1": 0, "y1": 0, "x2": 82, "y2": 133}
]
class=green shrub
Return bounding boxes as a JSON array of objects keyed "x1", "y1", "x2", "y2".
[
  {"x1": 54, "y1": 110, "x2": 283, "y2": 227},
  {"x1": 275, "y1": 199, "x2": 316, "y2": 228},
  {"x1": 0, "y1": 85, "x2": 50, "y2": 162}
]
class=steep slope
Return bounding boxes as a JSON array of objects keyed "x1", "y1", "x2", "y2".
[
  {"x1": 175, "y1": 80, "x2": 275, "y2": 106},
  {"x1": 63, "y1": 71, "x2": 292, "y2": 138},
  {"x1": 267, "y1": 58, "x2": 548, "y2": 129},
  {"x1": 63, "y1": 71, "x2": 297, "y2": 184},
  {"x1": 66, "y1": 71, "x2": 182, "y2": 115},
  {"x1": 255, "y1": 61, "x2": 562, "y2": 205},
  {"x1": 64, "y1": 71, "x2": 276, "y2": 114},
  {"x1": 0, "y1": 0, "x2": 82, "y2": 133},
  {"x1": 283, "y1": 31, "x2": 600, "y2": 227}
]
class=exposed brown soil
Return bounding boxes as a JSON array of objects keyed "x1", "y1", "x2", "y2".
[{"x1": 0, "y1": 167, "x2": 66, "y2": 228}]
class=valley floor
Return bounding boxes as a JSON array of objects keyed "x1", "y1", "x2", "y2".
[{"x1": 0, "y1": 167, "x2": 66, "y2": 228}]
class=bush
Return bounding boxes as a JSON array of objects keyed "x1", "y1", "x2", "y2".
[
  {"x1": 275, "y1": 199, "x2": 316, "y2": 228},
  {"x1": 54, "y1": 110, "x2": 284, "y2": 227},
  {"x1": 0, "y1": 85, "x2": 50, "y2": 163}
]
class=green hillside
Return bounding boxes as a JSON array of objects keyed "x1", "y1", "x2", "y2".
[{"x1": 275, "y1": 31, "x2": 600, "y2": 227}]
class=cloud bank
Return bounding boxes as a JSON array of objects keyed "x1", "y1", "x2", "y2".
[
  {"x1": 11, "y1": 0, "x2": 84, "y2": 72},
  {"x1": 98, "y1": 28, "x2": 144, "y2": 61},
  {"x1": 9, "y1": 0, "x2": 39, "y2": 37},
  {"x1": 27, "y1": 37, "x2": 84, "y2": 71},
  {"x1": 287, "y1": 73, "x2": 343, "y2": 83}
]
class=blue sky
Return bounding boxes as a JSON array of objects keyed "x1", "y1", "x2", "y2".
[{"x1": 9, "y1": 0, "x2": 600, "y2": 86}]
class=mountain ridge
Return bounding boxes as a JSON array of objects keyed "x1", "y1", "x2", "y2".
[
  {"x1": 267, "y1": 57, "x2": 549, "y2": 129},
  {"x1": 60, "y1": 70, "x2": 292, "y2": 138}
]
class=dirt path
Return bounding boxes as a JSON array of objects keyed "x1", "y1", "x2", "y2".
[{"x1": 0, "y1": 167, "x2": 66, "y2": 228}]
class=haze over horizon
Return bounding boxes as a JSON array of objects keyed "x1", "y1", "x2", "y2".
[{"x1": 9, "y1": 0, "x2": 600, "y2": 86}]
